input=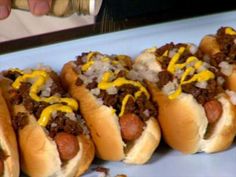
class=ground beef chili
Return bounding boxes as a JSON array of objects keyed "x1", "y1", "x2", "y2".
[
  {"x1": 155, "y1": 43, "x2": 226, "y2": 106},
  {"x1": 4, "y1": 71, "x2": 84, "y2": 138},
  {"x1": 157, "y1": 71, "x2": 173, "y2": 88},
  {"x1": 215, "y1": 27, "x2": 236, "y2": 64},
  {"x1": 97, "y1": 83, "x2": 157, "y2": 121},
  {"x1": 2, "y1": 70, "x2": 22, "y2": 81},
  {"x1": 46, "y1": 112, "x2": 83, "y2": 138},
  {"x1": 12, "y1": 112, "x2": 28, "y2": 130}
]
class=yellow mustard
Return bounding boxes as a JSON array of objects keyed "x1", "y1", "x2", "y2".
[
  {"x1": 12, "y1": 70, "x2": 78, "y2": 110},
  {"x1": 166, "y1": 47, "x2": 215, "y2": 99},
  {"x1": 225, "y1": 27, "x2": 236, "y2": 35},
  {"x1": 98, "y1": 77, "x2": 149, "y2": 99},
  {"x1": 99, "y1": 74, "x2": 150, "y2": 117},
  {"x1": 81, "y1": 61, "x2": 94, "y2": 71},
  {"x1": 101, "y1": 71, "x2": 113, "y2": 82},
  {"x1": 38, "y1": 104, "x2": 73, "y2": 127},
  {"x1": 162, "y1": 50, "x2": 168, "y2": 57},
  {"x1": 87, "y1": 52, "x2": 98, "y2": 61},
  {"x1": 119, "y1": 94, "x2": 134, "y2": 117}
]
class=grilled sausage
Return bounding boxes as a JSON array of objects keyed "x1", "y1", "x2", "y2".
[
  {"x1": 119, "y1": 113, "x2": 145, "y2": 141},
  {"x1": 54, "y1": 132, "x2": 79, "y2": 161},
  {"x1": 204, "y1": 99, "x2": 223, "y2": 123}
]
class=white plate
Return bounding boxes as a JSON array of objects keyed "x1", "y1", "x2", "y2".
[{"x1": 1, "y1": 10, "x2": 236, "y2": 177}]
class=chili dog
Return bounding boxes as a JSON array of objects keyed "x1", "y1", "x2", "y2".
[
  {"x1": 1, "y1": 67, "x2": 95, "y2": 177},
  {"x1": 61, "y1": 52, "x2": 161, "y2": 164},
  {"x1": 131, "y1": 43, "x2": 236, "y2": 153},
  {"x1": 199, "y1": 26, "x2": 236, "y2": 95},
  {"x1": 0, "y1": 89, "x2": 19, "y2": 177}
]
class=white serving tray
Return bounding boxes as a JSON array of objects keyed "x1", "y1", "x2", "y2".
[{"x1": 1, "y1": 10, "x2": 236, "y2": 177}]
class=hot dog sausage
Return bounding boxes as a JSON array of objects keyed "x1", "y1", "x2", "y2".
[
  {"x1": 54, "y1": 132, "x2": 79, "y2": 161},
  {"x1": 204, "y1": 99, "x2": 223, "y2": 123},
  {"x1": 0, "y1": 159, "x2": 4, "y2": 175},
  {"x1": 119, "y1": 113, "x2": 145, "y2": 141}
]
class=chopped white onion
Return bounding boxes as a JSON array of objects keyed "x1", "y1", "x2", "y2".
[
  {"x1": 106, "y1": 86, "x2": 118, "y2": 95},
  {"x1": 162, "y1": 80, "x2": 177, "y2": 95},
  {"x1": 96, "y1": 98, "x2": 104, "y2": 106},
  {"x1": 188, "y1": 44, "x2": 198, "y2": 54},
  {"x1": 65, "y1": 112, "x2": 77, "y2": 121},
  {"x1": 51, "y1": 122, "x2": 57, "y2": 128},
  {"x1": 219, "y1": 61, "x2": 233, "y2": 76},
  {"x1": 168, "y1": 48, "x2": 178, "y2": 58},
  {"x1": 195, "y1": 81, "x2": 207, "y2": 89},
  {"x1": 90, "y1": 88, "x2": 101, "y2": 96},
  {"x1": 143, "y1": 109, "x2": 150, "y2": 117},
  {"x1": 217, "y1": 76, "x2": 225, "y2": 85}
]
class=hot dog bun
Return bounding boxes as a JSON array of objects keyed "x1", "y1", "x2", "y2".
[
  {"x1": 133, "y1": 44, "x2": 236, "y2": 153},
  {"x1": 199, "y1": 27, "x2": 236, "y2": 92},
  {"x1": 61, "y1": 53, "x2": 161, "y2": 164},
  {"x1": 0, "y1": 89, "x2": 19, "y2": 177},
  {"x1": 1, "y1": 68, "x2": 95, "y2": 177}
]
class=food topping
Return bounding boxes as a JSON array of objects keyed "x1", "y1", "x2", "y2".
[
  {"x1": 38, "y1": 104, "x2": 73, "y2": 127},
  {"x1": 12, "y1": 112, "x2": 29, "y2": 130},
  {"x1": 163, "y1": 46, "x2": 215, "y2": 99},
  {"x1": 74, "y1": 52, "x2": 157, "y2": 124},
  {"x1": 46, "y1": 111, "x2": 83, "y2": 138},
  {"x1": 212, "y1": 27, "x2": 236, "y2": 66},
  {"x1": 54, "y1": 132, "x2": 79, "y2": 161},
  {"x1": 11, "y1": 70, "x2": 78, "y2": 110}
]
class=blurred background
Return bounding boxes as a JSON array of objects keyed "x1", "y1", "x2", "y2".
[{"x1": 1, "y1": 0, "x2": 236, "y2": 43}]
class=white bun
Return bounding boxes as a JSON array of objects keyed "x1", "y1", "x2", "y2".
[
  {"x1": 0, "y1": 89, "x2": 19, "y2": 177},
  {"x1": 61, "y1": 61, "x2": 161, "y2": 164}
]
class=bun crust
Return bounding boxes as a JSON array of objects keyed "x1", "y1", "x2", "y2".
[
  {"x1": 61, "y1": 61, "x2": 161, "y2": 163},
  {"x1": 0, "y1": 90, "x2": 19, "y2": 177},
  {"x1": 199, "y1": 35, "x2": 220, "y2": 56}
]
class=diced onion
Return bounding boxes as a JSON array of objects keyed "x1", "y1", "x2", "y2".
[{"x1": 219, "y1": 61, "x2": 233, "y2": 76}]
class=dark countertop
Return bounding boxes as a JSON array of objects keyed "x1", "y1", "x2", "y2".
[{"x1": 1, "y1": 0, "x2": 236, "y2": 54}]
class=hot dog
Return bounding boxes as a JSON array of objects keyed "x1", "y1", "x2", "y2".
[
  {"x1": 199, "y1": 27, "x2": 236, "y2": 94},
  {"x1": 131, "y1": 43, "x2": 236, "y2": 154},
  {"x1": 61, "y1": 52, "x2": 161, "y2": 164},
  {"x1": 1, "y1": 66, "x2": 95, "y2": 177},
  {"x1": 0, "y1": 89, "x2": 19, "y2": 177}
]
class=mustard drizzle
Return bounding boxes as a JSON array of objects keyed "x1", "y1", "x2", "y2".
[
  {"x1": 225, "y1": 27, "x2": 236, "y2": 35},
  {"x1": 81, "y1": 52, "x2": 150, "y2": 117},
  {"x1": 11, "y1": 69, "x2": 78, "y2": 126},
  {"x1": 165, "y1": 46, "x2": 215, "y2": 99}
]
